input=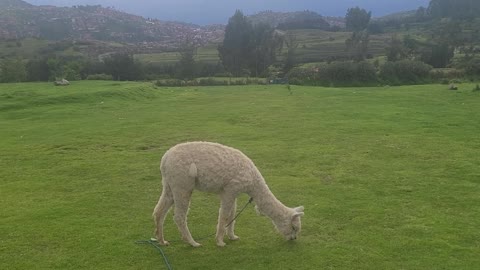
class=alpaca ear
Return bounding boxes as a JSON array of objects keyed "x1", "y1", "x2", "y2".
[
  {"x1": 294, "y1": 206, "x2": 304, "y2": 212},
  {"x1": 292, "y1": 212, "x2": 304, "y2": 219}
]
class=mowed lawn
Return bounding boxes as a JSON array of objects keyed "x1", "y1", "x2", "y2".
[{"x1": 1, "y1": 81, "x2": 479, "y2": 269}]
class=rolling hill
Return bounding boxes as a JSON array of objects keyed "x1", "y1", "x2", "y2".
[{"x1": 0, "y1": 0, "x2": 224, "y2": 46}]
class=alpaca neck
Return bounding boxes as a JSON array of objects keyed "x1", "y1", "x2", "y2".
[{"x1": 248, "y1": 179, "x2": 291, "y2": 221}]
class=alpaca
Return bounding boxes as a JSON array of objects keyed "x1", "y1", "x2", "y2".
[{"x1": 153, "y1": 141, "x2": 304, "y2": 247}]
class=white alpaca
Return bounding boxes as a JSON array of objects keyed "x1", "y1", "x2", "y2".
[{"x1": 153, "y1": 141, "x2": 304, "y2": 247}]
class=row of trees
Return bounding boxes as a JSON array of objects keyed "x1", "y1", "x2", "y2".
[
  {"x1": 0, "y1": 55, "x2": 133, "y2": 83},
  {"x1": 218, "y1": 10, "x2": 284, "y2": 77},
  {"x1": 287, "y1": 60, "x2": 434, "y2": 87},
  {"x1": 0, "y1": 52, "x2": 229, "y2": 83}
]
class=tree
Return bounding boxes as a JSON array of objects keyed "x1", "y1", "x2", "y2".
[
  {"x1": 428, "y1": 0, "x2": 480, "y2": 20},
  {"x1": 380, "y1": 60, "x2": 432, "y2": 85},
  {"x1": 0, "y1": 58, "x2": 27, "y2": 83},
  {"x1": 82, "y1": 59, "x2": 107, "y2": 77},
  {"x1": 386, "y1": 34, "x2": 407, "y2": 62},
  {"x1": 402, "y1": 35, "x2": 423, "y2": 60},
  {"x1": 346, "y1": 30, "x2": 370, "y2": 62},
  {"x1": 414, "y1": 7, "x2": 428, "y2": 22},
  {"x1": 218, "y1": 10, "x2": 281, "y2": 77},
  {"x1": 177, "y1": 35, "x2": 197, "y2": 80},
  {"x1": 283, "y1": 32, "x2": 298, "y2": 73},
  {"x1": 104, "y1": 53, "x2": 143, "y2": 81},
  {"x1": 418, "y1": 19, "x2": 462, "y2": 68},
  {"x1": 26, "y1": 58, "x2": 50, "y2": 81},
  {"x1": 63, "y1": 61, "x2": 84, "y2": 81},
  {"x1": 420, "y1": 44, "x2": 454, "y2": 68},
  {"x1": 367, "y1": 21, "x2": 385, "y2": 34},
  {"x1": 251, "y1": 23, "x2": 282, "y2": 76},
  {"x1": 47, "y1": 57, "x2": 62, "y2": 80},
  {"x1": 345, "y1": 7, "x2": 371, "y2": 32},
  {"x1": 345, "y1": 7, "x2": 371, "y2": 62},
  {"x1": 218, "y1": 10, "x2": 254, "y2": 76},
  {"x1": 277, "y1": 11, "x2": 330, "y2": 30}
]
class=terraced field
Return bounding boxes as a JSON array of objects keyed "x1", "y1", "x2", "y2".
[{"x1": 134, "y1": 29, "x2": 391, "y2": 66}]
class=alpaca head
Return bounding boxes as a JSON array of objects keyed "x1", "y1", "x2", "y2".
[{"x1": 274, "y1": 206, "x2": 304, "y2": 240}]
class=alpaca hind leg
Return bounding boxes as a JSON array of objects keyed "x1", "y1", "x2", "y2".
[
  {"x1": 153, "y1": 184, "x2": 174, "y2": 245},
  {"x1": 172, "y1": 190, "x2": 201, "y2": 247},
  {"x1": 216, "y1": 193, "x2": 236, "y2": 247},
  {"x1": 226, "y1": 198, "x2": 239, "y2": 241}
]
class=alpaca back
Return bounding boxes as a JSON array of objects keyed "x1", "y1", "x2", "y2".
[{"x1": 161, "y1": 142, "x2": 263, "y2": 193}]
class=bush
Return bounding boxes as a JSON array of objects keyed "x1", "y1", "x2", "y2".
[
  {"x1": 154, "y1": 77, "x2": 265, "y2": 87},
  {"x1": 473, "y1": 84, "x2": 480, "y2": 92},
  {"x1": 287, "y1": 61, "x2": 377, "y2": 87},
  {"x1": 86, "y1": 74, "x2": 113, "y2": 80},
  {"x1": 198, "y1": 78, "x2": 216, "y2": 86},
  {"x1": 155, "y1": 79, "x2": 184, "y2": 87},
  {"x1": 430, "y1": 68, "x2": 465, "y2": 83},
  {"x1": 380, "y1": 60, "x2": 432, "y2": 85},
  {"x1": 463, "y1": 58, "x2": 480, "y2": 79},
  {"x1": 286, "y1": 67, "x2": 320, "y2": 86}
]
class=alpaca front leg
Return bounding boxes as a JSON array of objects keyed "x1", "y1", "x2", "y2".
[
  {"x1": 226, "y1": 198, "x2": 239, "y2": 241},
  {"x1": 216, "y1": 194, "x2": 235, "y2": 247}
]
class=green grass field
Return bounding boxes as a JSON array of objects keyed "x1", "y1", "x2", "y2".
[{"x1": 1, "y1": 81, "x2": 479, "y2": 269}]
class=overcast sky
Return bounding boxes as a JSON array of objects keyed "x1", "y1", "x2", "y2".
[{"x1": 25, "y1": 0, "x2": 430, "y2": 25}]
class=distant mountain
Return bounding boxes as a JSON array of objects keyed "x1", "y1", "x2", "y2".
[
  {"x1": 376, "y1": 10, "x2": 418, "y2": 21},
  {"x1": 0, "y1": 0, "x2": 32, "y2": 8},
  {"x1": 248, "y1": 10, "x2": 345, "y2": 29},
  {"x1": 0, "y1": 0, "x2": 224, "y2": 47}
]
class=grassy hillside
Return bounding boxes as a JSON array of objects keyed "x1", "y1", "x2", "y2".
[
  {"x1": 0, "y1": 38, "x2": 52, "y2": 59},
  {"x1": 134, "y1": 45, "x2": 220, "y2": 65},
  {"x1": 0, "y1": 38, "x2": 128, "y2": 60},
  {"x1": 1, "y1": 82, "x2": 479, "y2": 269}
]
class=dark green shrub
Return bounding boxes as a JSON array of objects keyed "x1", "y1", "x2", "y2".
[
  {"x1": 474, "y1": 84, "x2": 480, "y2": 92},
  {"x1": 430, "y1": 68, "x2": 465, "y2": 83},
  {"x1": 380, "y1": 60, "x2": 432, "y2": 85},
  {"x1": 287, "y1": 61, "x2": 377, "y2": 87},
  {"x1": 198, "y1": 78, "x2": 216, "y2": 86},
  {"x1": 464, "y1": 59, "x2": 480, "y2": 78},
  {"x1": 86, "y1": 74, "x2": 113, "y2": 80},
  {"x1": 286, "y1": 67, "x2": 321, "y2": 86},
  {"x1": 154, "y1": 77, "x2": 264, "y2": 87},
  {"x1": 155, "y1": 79, "x2": 184, "y2": 87},
  {"x1": 440, "y1": 78, "x2": 450, "y2": 85}
]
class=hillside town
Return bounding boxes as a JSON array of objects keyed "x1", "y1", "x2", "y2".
[{"x1": 0, "y1": 1, "x2": 224, "y2": 48}]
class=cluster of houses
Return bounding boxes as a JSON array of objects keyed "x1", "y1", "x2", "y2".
[{"x1": 0, "y1": 3, "x2": 224, "y2": 49}]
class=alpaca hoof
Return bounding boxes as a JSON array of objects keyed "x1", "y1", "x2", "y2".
[
  {"x1": 228, "y1": 235, "x2": 240, "y2": 241},
  {"x1": 216, "y1": 241, "x2": 226, "y2": 247},
  {"x1": 158, "y1": 240, "x2": 170, "y2": 246},
  {"x1": 190, "y1": 242, "x2": 202, "y2": 248}
]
